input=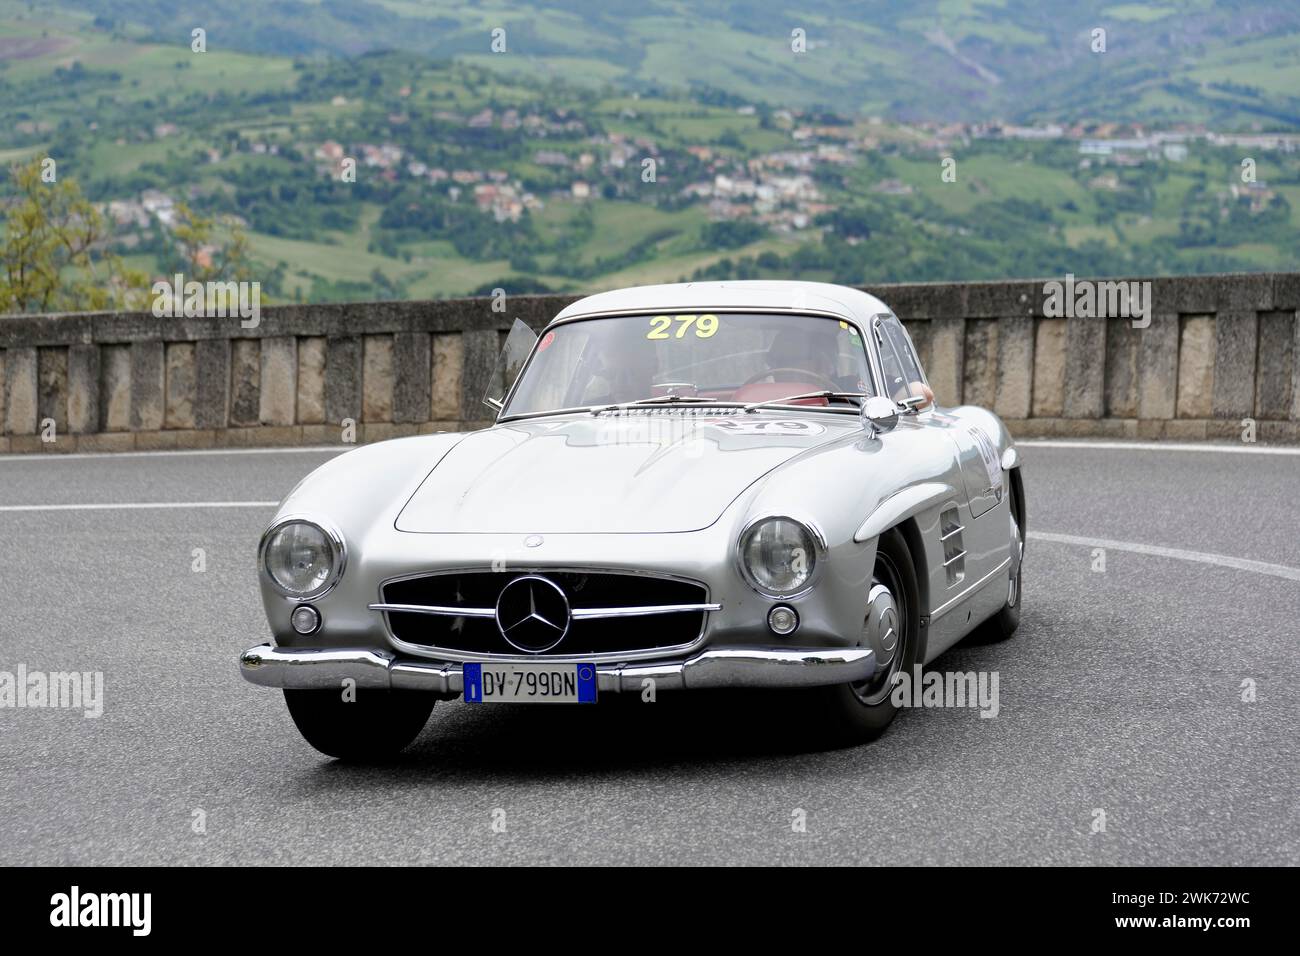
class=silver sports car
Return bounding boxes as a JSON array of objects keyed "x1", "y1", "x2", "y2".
[{"x1": 240, "y1": 281, "x2": 1025, "y2": 758}]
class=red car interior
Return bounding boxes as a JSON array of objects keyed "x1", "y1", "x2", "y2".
[{"x1": 725, "y1": 382, "x2": 831, "y2": 405}]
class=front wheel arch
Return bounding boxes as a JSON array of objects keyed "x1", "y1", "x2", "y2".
[
  {"x1": 892, "y1": 515, "x2": 931, "y2": 665},
  {"x1": 1008, "y1": 465, "x2": 1026, "y2": 540}
]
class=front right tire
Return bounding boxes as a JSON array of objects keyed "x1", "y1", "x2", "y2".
[{"x1": 284, "y1": 687, "x2": 435, "y2": 761}]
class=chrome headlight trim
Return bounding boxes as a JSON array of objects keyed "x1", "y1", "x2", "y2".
[
  {"x1": 736, "y1": 514, "x2": 826, "y2": 599},
  {"x1": 259, "y1": 514, "x2": 348, "y2": 601}
]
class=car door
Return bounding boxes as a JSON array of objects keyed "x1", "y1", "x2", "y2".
[{"x1": 873, "y1": 314, "x2": 1002, "y2": 520}]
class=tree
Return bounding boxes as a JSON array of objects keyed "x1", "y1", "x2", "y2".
[
  {"x1": 0, "y1": 158, "x2": 147, "y2": 314},
  {"x1": 168, "y1": 203, "x2": 254, "y2": 283}
]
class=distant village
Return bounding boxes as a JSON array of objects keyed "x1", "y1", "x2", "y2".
[{"x1": 99, "y1": 94, "x2": 1300, "y2": 249}]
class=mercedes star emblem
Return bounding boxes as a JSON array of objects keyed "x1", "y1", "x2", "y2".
[{"x1": 495, "y1": 575, "x2": 570, "y2": 653}]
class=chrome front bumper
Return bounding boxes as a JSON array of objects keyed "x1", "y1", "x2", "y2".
[{"x1": 239, "y1": 643, "x2": 875, "y2": 693}]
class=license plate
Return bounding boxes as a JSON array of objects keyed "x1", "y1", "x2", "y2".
[{"x1": 463, "y1": 662, "x2": 597, "y2": 704}]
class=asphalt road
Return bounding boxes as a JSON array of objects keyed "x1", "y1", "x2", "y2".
[{"x1": 1, "y1": 440, "x2": 1297, "y2": 865}]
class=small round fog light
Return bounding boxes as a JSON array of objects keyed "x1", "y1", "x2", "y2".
[
  {"x1": 291, "y1": 604, "x2": 321, "y2": 635},
  {"x1": 768, "y1": 605, "x2": 799, "y2": 636}
]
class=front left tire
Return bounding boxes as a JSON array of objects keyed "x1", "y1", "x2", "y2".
[{"x1": 806, "y1": 527, "x2": 921, "y2": 744}]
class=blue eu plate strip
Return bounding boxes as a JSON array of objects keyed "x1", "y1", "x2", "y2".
[{"x1": 463, "y1": 662, "x2": 482, "y2": 703}]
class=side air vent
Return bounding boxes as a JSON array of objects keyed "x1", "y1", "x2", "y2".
[{"x1": 940, "y1": 507, "x2": 966, "y2": 586}]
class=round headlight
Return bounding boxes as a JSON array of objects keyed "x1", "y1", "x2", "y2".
[
  {"x1": 740, "y1": 517, "x2": 819, "y2": 595},
  {"x1": 262, "y1": 519, "x2": 342, "y2": 598}
]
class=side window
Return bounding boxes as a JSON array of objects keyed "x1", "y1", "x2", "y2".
[
  {"x1": 874, "y1": 315, "x2": 926, "y2": 402},
  {"x1": 835, "y1": 326, "x2": 876, "y2": 395}
]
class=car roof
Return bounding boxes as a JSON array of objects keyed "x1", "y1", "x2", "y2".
[{"x1": 552, "y1": 280, "x2": 891, "y2": 326}]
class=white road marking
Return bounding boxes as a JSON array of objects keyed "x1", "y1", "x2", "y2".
[
  {"x1": 1029, "y1": 531, "x2": 1300, "y2": 583},
  {"x1": 0, "y1": 446, "x2": 348, "y2": 463},
  {"x1": 0, "y1": 501, "x2": 279, "y2": 513},
  {"x1": 3, "y1": 501, "x2": 1296, "y2": 583},
  {"x1": 1020, "y1": 439, "x2": 1300, "y2": 456}
]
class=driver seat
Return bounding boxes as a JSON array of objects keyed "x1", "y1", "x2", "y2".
[{"x1": 730, "y1": 329, "x2": 834, "y2": 404}]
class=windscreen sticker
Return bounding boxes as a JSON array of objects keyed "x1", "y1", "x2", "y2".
[
  {"x1": 538, "y1": 331, "x2": 555, "y2": 352},
  {"x1": 708, "y1": 419, "x2": 827, "y2": 436},
  {"x1": 646, "y1": 314, "x2": 719, "y2": 340}
]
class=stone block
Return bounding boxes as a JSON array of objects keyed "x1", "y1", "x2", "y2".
[
  {"x1": 1031, "y1": 319, "x2": 1066, "y2": 418},
  {"x1": 1254, "y1": 311, "x2": 1294, "y2": 420},
  {"x1": 100, "y1": 344, "x2": 132, "y2": 431},
  {"x1": 1104, "y1": 319, "x2": 1141, "y2": 418},
  {"x1": 229, "y1": 339, "x2": 260, "y2": 427},
  {"x1": 1211, "y1": 310, "x2": 1257, "y2": 419},
  {"x1": 362, "y1": 334, "x2": 394, "y2": 422},
  {"x1": 129, "y1": 340, "x2": 165, "y2": 431},
  {"x1": 393, "y1": 331, "x2": 432, "y2": 424},
  {"x1": 325, "y1": 336, "x2": 363, "y2": 425},
  {"x1": 164, "y1": 342, "x2": 197, "y2": 430},
  {"x1": 431, "y1": 332, "x2": 462, "y2": 418},
  {"x1": 962, "y1": 319, "x2": 998, "y2": 410},
  {"x1": 1063, "y1": 315, "x2": 1106, "y2": 418},
  {"x1": 4, "y1": 347, "x2": 38, "y2": 435},
  {"x1": 194, "y1": 338, "x2": 230, "y2": 430},
  {"x1": 994, "y1": 315, "x2": 1033, "y2": 420},
  {"x1": 1176, "y1": 316, "x2": 1215, "y2": 419},
  {"x1": 927, "y1": 318, "x2": 965, "y2": 406},
  {"x1": 37, "y1": 346, "x2": 68, "y2": 436},
  {"x1": 259, "y1": 335, "x2": 297, "y2": 426},
  {"x1": 297, "y1": 337, "x2": 326, "y2": 425},
  {"x1": 67, "y1": 344, "x2": 100, "y2": 434}
]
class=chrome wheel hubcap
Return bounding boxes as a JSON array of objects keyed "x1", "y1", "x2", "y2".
[
  {"x1": 864, "y1": 581, "x2": 899, "y2": 668},
  {"x1": 853, "y1": 561, "x2": 907, "y2": 706}
]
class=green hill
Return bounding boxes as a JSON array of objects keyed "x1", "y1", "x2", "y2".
[
  {"x1": 1, "y1": 0, "x2": 1298, "y2": 307},
  {"x1": 44, "y1": 0, "x2": 1300, "y2": 126}
]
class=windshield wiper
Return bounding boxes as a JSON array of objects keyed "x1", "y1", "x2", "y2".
[
  {"x1": 591, "y1": 395, "x2": 747, "y2": 415},
  {"x1": 742, "y1": 390, "x2": 870, "y2": 413}
]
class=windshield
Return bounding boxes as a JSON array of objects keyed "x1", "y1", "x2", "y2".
[{"x1": 502, "y1": 312, "x2": 876, "y2": 418}]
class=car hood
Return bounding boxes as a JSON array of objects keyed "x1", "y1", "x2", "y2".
[{"x1": 395, "y1": 412, "x2": 857, "y2": 534}]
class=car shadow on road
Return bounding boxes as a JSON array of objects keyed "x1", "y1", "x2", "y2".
[{"x1": 299, "y1": 689, "x2": 888, "y2": 787}]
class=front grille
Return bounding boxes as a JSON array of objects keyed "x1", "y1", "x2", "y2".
[{"x1": 381, "y1": 571, "x2": 709, "y2": 656}]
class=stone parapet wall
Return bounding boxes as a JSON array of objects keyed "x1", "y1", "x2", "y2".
[{"x1": 1, "y1": 272, "x2": 1297, "y2": 453}]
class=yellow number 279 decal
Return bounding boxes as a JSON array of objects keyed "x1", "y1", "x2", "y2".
[{"x1": 647, "y1": 314, "x2": 719, "y2": 340}]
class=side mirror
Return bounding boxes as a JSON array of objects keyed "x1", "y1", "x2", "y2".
[
  {"x1": 484, "y1": 318, "x2": 539, "y2": 413},
  {"x1": 861, "y1": 395, "x2": 900, "y2": 436}
]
